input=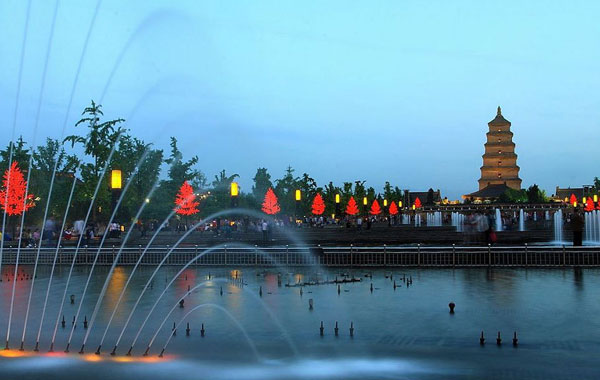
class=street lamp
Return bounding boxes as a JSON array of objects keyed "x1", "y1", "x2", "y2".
[
  {"x1": 363, "y1": 196, "x2": 368, "y2": 216},
  {"x1": 110, "y1": 169, "x2": 122, "y2": 238},
  {"x1": 230, "y1": 182, "x2": 239, "y2": 207},
  {"x1": 335, "y1": 193, "x2": 341, "y2": 220},
  {"x1": 594, "y1": 194, "x2": 599, "y2": 203},
  {"x1": 295, "y1": 189, "x2": 301, "y2": 224}
]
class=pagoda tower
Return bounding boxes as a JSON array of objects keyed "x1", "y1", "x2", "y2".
[{"x1": 478, "y1": 107, "x2": 522, "y2": 190}]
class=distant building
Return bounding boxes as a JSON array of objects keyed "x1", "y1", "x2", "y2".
[
  {"x1": 403, "y1": 189, "x2": 442, "y2": 206},
  {"x1": 553, "y1": 185, "x2": 595, "y2": 202},
  {"x1": 464, "y1": 107, "x2": 522, "y2": 201}
]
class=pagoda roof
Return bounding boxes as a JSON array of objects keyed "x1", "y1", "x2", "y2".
[
  {"x1": 464, "y1": 184, "x2": 511, "y2": 199},
  {"x1": 488, "y1": 106, "x2": 511, "y2": 126}
]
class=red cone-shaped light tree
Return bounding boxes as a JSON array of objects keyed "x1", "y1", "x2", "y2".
[
  {"x1": 389, "y1": 201, "x2": 398, "y2": 215},
  {"x1": 311, "y1": 193, "x2": 325, "y2": 215},
  {"x1": 414, "y1": 197, "x2": 422, "y2": 209},
  {"x1": 174, "y1": 181, "x2": 199, "y2": 215},
  {"x1": 262, "y1": 187, "x2": 280, "y2": 215},
  {"x1": 585, "y1": 197, "x2": 595, "y2": 211},
  {"x1": 369, "y1": 199, "x2": 381, "y2": 215},
  {"x1": 346, "y1": 196, "x2": 359, "y2": 216},
  {"x1": 0, "y1": 161, "x2": 35, "y2": 216},
  {"x1": 570, "y1": 193, "x2": 577, "y2": 206}
]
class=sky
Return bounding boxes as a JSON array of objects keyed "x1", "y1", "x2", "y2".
[{"x1": 1, "y1": 0, "x2": 599, "y2": 199}]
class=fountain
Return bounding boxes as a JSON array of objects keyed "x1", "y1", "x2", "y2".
[
  {"x1": 553, "y1": 209, "x2": 564, "y2": 243},
  {"x1": 426, "y1": 212, "x2": 442, "y2": 227},
  {"x1": 495, "y1": 209, "x2": 502, "y2": 232},
  {"x1": 451, "y1": 212, "x2": 464, "y2": 232},
  {"x1": 519, "y1": 209, "x2": 525, "y2": 232},
  {"x1": 584, "y1": 210, "x2": 600, "y2": 244}
]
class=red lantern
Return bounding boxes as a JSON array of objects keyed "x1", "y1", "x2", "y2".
[
  {"x1": 174, "y1": 181, "x2": 199, "y2": 215},
  {"x1": 262, "y1": 187, "x2": 280, "y2": 215},
  {"x1": 311, "y1": 193, "x2": 325, "y2": 215}
]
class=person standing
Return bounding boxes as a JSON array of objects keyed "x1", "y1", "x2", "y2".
[{"x1": 571, "y1": 209, "x2": 584, "y2": 246}]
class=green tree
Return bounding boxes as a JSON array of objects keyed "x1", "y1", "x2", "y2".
[
  {"x1": 202, "y1": 170, "x2": 239, "y2": 216},
  {"x1": 252, "y1": 168, "x2": 272, "y2": 201},
  {"x1": 274, "y1": 166, "x2": 299, "y2": 215},
  {"x1": 63, "y1": 100, "x2": 125, "y2": 222},
  {"x1": 145, "y1": 137, "x2": 203, "y2": 221},
  {"x1": 525, "y1": 184, "x2": 548, "y2": 203}
]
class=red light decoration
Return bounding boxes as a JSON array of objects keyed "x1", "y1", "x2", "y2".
[
  {"x1": 345, "y1": 196, "x2": 359, "y2": 216},
  {"x1": 174, "y1": 181, "x2": 199, "y2": 215},
  {"x1": 414, "y1": 197, "x2": 422, "y2": 209},
  {"x1": 585, "y1": 197, "x2": 595, "y2": 212},
  {"x1": 389, "y1": 201, "x2": 399, "y2": 215},
  {"x1": 262, "y1": 187, "x2": 280, "y2": 215},
  {"x1": 311, "y1": 193, "x2": 325, "y2": 215},
  {"x1": 369, "y1": 199, "x2": 381, "y2": 215},
  {"x1": 0, "y1": 161, "x2": 35, "y2": 216},
  {"x1": 569, "y1": 193, "x2": 577, "y2": 206}
]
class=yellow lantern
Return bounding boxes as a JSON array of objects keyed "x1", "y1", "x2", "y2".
[
  {"x1": 120, "y1": 225, "x2": 125, "y2": 232},
  {"x1": 399, "y1": 201, "x2": 403, "y2": 208},
  {"x1": 295, "y1": 189, "x2": 301, "y2": 201},
  {"x1": 383, "y1": 199, "x2": 388, "y2": 207},
  {"x1": 335, "y1": 194, "x2": 340, "y2": 204},
  {"x1": 594, "y1": 194, "x2": 598, "y2": 203},
  {"x1": 230, "y1": 182, "x2": 239, "y2": 197},
  {"x1": 583, "y1": 197, "x2": 587, "y2": 204},
  {"x1": 573, "y1": 201, "x2": 578, "y2": 207},
  {"x1": 412, "y1": 204, "x2": 416, "y2": 210},
  {"x1": 331, "y1": 213, "x2": 335, "y2": 219},
  {"x1": 363, "y1": 197, "x2": 368, "y2": 206},
  {"x1": 111, "y1": 169, "x2": 122, "y2": 190}
]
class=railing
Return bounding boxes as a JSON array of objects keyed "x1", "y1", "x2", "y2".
[{"x1": 1, "y1": 245, "x2": 600, "y2": 267}]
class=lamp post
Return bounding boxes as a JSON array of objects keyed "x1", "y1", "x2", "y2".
[
  {"x1": 398, "y1": 200, "x2": 403, "y2": 224},
  {"x1": 110, "y1": 169, "x2": 122, "y2": 237},
  {"x1": 335, "y1": 193, "x2": 340, "y2": 221},
  {"x1": 384, "y1": 199, "x2": 390, "y2": 226},
  {"x1": 230, "y1": 181, "x2": 239, "y2": 208},
  {"x1": 363, "y1": 196, "x2": 368, "y2": 217},
  {"x1": 295, "y1": 189, "x2": 301, "y2": 225}
]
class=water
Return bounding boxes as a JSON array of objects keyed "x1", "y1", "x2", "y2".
[
  {"x1": 1, "y1": 265, "x2": 599, "y2": 379},
  {"x1": 553, "y1": 209, "x2": 564, "y2": 243},
  {"x1": 585, "y1": 210, "x2": 600, "y2": 244},
  {"x1": 451, "y1": 212, "x2": 465, "y2": 232},
  {"x1": 519, "y1": 209, "x2": 525, "y2": 232},
  {"x1": 426, "y1": 212, "x2": 442, "y2": 227},
  {"x1": 495, "y1": 209, "x2": 502, "y2": 232}
]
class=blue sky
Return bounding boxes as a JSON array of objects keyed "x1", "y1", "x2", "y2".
[{"x1": 1, "y1": 0, "x2": 599, "y2": 199}]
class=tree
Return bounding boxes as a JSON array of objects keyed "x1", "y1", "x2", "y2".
[
  {"x1": 262, "y1": 187, "x2": 280, "y2": 215},
  {"x1": 311, "y1": 193, "x2": 325, "y2": 215},
  {"x1": 64, "y1": 100, "x2": 125, "y2": 222},
  {"x1": 389, "y1": 201, "x2": 398, "y2": 215},
  {"x1": 252, "y1": 168, "x2": 272, "y2": 201},
  {"x1": 202, "y1": 170, "x2": 239, "y2": 216},
  {"x1": 274, "y1": 166, "x2": 298, "y2": 215},
  {"x1": 346, "y1": 196, "x2": 359, "y2": 216},
  {"x1": 414, "y1": 197, "x2": 422, "y2": 208},
  {"x1": 526, "y1": 184, "x2": 547, "y2": 203},
  {"x1": 0, "y1": 161, "x2": 36, "y2": 216},
  {"x1": 174, "y1": 181, "x2": 199, "y2": 215},
  {"x1": 0, "y1": 137, "x2": 31, "y2": 175}
]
